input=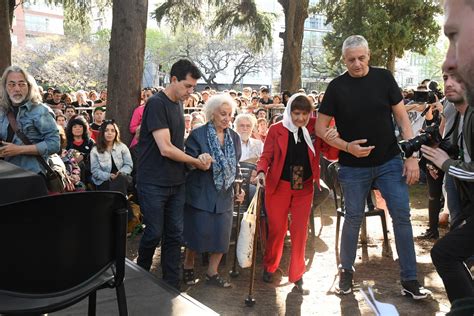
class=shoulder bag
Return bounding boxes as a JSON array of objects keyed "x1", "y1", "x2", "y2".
[{"x1": 6, "y1": 110, "x2": 66, "y2": 193}]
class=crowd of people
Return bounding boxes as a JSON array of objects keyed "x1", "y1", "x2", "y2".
[{"x1": 0, "y1": 0, "x2": 474, "y2": 311}]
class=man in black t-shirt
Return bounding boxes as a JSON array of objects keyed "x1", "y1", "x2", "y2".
[
  {"x1": 259, "y1": 87, "x2": 273, "y2": 106},
  {"x1": 136, "y1": 59, "x2": 211, "y2": 289},
  {"x1": 315, "y1": 35, "x2": 427, "y2": 299}
]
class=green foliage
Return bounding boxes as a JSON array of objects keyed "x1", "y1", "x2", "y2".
[
  {"x1": 211, "y1": 0, "x2": 274, "y2": 52},
  {"x1": 41, "y1": 0, "x2": 111, "y2": 39},
  {"x1": 152, "y1": 0, "x2": 274, "y2": 52},
  {"x1": 317, "y1": 0, "x2": 442, "y2": 72},
  {"x1": 13, "y1": 35, "x2": 109, "y2": 91},
  {"x1": 152, "y1": 0, "x2": 204, "y2": 31}
]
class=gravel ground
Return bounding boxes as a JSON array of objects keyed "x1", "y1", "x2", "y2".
[{"x1": 127, "y1": 184, "x2": 451, "y2": 315}]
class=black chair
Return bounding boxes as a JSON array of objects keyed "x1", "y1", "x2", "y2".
[
  {"x1": 326, "y1": 162, "x2": 389, "y2": 254},
  {"x1": 309, "y1": 179, "x2": 330, "y2": 237},
  {"x1": 0, "y1": 191, "x2": 128, "y2": 315}
]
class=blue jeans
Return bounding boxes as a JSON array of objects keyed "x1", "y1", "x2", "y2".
[
  {"x1": 137, "y1": 183, "x2": 185, "y2": 289},
  {"x1": 444, "y1": 173, "x2": 463, "y2": 229},
  {"x1": 338, "y1": 156, "x2": 418, "y2": 281}
]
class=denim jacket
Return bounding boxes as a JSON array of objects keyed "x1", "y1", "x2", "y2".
[
  {"x1": 0, "y1": 102, "x2": 60, "y2": 174},
  {"x1": 90, "y1": 142, "x2": 133, "y2": 185}
]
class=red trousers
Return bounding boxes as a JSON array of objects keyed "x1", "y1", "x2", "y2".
[{"x1": 264, "y1": 179, "x2": 313, "y2": 283}]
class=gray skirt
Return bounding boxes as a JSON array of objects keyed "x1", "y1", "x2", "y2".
[{"x1": 183, "y1": 204, "x2": 233, "y2": 253}]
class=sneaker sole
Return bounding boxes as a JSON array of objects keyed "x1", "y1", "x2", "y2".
[
  {"x1": 401, "y1": 289, "x2": 428, "y2": 300},
  {"x1": 336, "y1": 287, "x2": 352, "y2": 295}
]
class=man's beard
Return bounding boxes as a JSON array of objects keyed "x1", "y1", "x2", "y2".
[
  {"x1": 447, "y1": 92, "x2": 465, "y2": 104},
  {"x1": 239, "y1": 132, "x2": 250, "y2": 142}
]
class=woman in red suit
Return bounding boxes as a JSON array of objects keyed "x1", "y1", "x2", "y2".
[{"x1": 256, "y1": 93, "x2": 337, "y2": 294}]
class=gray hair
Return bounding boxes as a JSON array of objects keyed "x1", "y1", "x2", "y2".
[
  {"x1": 203, "y1": 93, "x2": 237, "y2": 122},
  {"x1": 342, "y1": 35, "x2": 369, "y2": 55},
  {"x1": 234, "y1": 113, "x2": 257, "y2": 130},
  {"x1": 0, "y1": 65, "x2": 43, "y2": 113}
]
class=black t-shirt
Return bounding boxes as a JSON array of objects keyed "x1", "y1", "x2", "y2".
[
  {"x1": 66, "y1": 138, "x2": 95, "y2": 156},
  {"x1": 319, "y1": 67, "x2": 402, "y2": 167},
  {"x1": 71, "y1": 101, "x2": 92, "y2": 108},
  {"x1": 90, "y1": 122, "x2": 102, "y2": 131},
  {"x1": 259, "y1": 98, "x2": 273, "y2": 105},
  {"x1": 137, "y1": 91, "x2": 185, "y2": 186}
]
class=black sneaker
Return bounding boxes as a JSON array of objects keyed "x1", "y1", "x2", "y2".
[
  {"x1": 401, "y1": 280, "x2": 429, "y2": 299},
  {"x1": 263, "y1": 269, "x2": 273, "y2": 283},
  {"x1": 418, "y1": 229, "x2": 439, "y2": 240},
  {"x1": 183, "y1": 268, "x2": 196, "y2": 285},
  {"x1": 336, "y1": 270, "x2": 353, "y2": 294},
  {"x1": 292, "y1": 278, "x2": 310, "y2": 295}
]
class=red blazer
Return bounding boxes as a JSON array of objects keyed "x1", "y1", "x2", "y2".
[{"x1": 257, "y1": 117, "x2": 338, "y2": 195}]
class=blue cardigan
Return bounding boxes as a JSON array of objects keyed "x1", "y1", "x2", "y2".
[{"x1": 184, "y1": 123, "x2": 241, "y2": 213}]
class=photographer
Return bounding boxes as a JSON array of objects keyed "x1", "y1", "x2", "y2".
[
  {"x1": 419, "y1": 0, "x2": 474, "y2": 303},
  {"x1": 403, "y1": 85, "x2": 445, "y2": 239}
]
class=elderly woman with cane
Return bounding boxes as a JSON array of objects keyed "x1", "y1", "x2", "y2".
[
  {"x1": 256, "y1": 93, "x2": 337, "y2": 295},
  {"x1": 182, "y1": 94, "x2": 245, "y2": 288}
]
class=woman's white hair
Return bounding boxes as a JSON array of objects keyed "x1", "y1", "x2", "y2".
[
  {"x1": 342, "y1": 35, "x2": 369, "y2": 55},
  {"x1": 0, "y1": 65, "x2": 43, "y2": 113},
  {"x1": 203, "y1": 93, "x2": 237, "y2": 122}
]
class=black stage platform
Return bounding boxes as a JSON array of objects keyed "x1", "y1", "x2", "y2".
[{"x1": 54, "y1": 259, "x2": 218, "y2": 315}]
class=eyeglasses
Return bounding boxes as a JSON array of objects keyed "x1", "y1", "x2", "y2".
[{"x1": 7, "y1": 82, "x2": 28, "y2": 89}]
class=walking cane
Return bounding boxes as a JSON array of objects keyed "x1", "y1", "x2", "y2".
[
  {"x1": 229, "y1": 168, "x2": 244, "y2": 278},
  {"x1": 245, "y1": 183, "x2": 263, "y2": 307}
]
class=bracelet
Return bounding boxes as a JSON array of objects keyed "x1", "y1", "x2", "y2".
[{"x1": 345, "y1": 142, "x2": 350, "y2": 153}]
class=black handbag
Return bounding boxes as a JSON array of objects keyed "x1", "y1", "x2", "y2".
[{"x1": 6, "y1": 110, "x2": 65, "y2": 193}]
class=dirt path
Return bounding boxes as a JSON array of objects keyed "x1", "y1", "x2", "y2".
[{"x1": 127, "y1": 184, "x2": 451, "y2": 315}]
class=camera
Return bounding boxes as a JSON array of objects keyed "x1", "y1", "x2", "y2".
[
  {"x1": 399, "y1": 125, "x2": 442, "y2": 158},
  {"x1": 438, "y1": 139, "x2": 460, "y2": 159},
  {"x1": 399, "y1": 124, "x2": 460, "y2": 158},
  {"x1": 413, "y1": 90, "x2": 437, "y2": 104}
]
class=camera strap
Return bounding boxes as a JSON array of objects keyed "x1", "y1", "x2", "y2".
[{"x1": 445, "y1": 112, "x2": 460, "y2": 140}]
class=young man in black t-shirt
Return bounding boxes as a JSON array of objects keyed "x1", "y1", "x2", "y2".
[
  {"x1": 315, "y1": 35, "x2": 428, "y2": 299},
  {"x1": 259, "y1": 87, "x2": 273, "y2": 106},
  {"x1": 136, "y1": 59, "x2": 211, "y2": 289}
]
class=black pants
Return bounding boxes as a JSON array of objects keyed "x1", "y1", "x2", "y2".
[
  {"x1": 97, "y1": 175, "x2": 133, "y2": 221},
  {"x1": 431, "y1": 216, "x2": 474, "y2": 303},
  {"x1": 96, "y1": 174, "x2": 130, "y2": 196},
  {"x1": 426, "y1": 167, "x2": 444, "y2": 233}
]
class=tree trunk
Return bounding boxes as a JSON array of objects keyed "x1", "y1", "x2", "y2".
[
  {"x1": 386, "y1": 46, "x2": 396, "y2": 74},
  {"x1": 278, "y1": 0, "x2": 308, "y2": 94},
  {"x1": 106, "y1": 0, "x2": 148, "y2": 146},
  {"x1": 0, "y1": 0, "x2": 15, "y2": 75}
]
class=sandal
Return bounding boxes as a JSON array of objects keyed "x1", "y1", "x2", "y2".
[
  {"x1": 205, "y1": 273, "x2": 231, "y2": 288},
  {"x1": 183, "y1": 268, "x2": 196, "y2": 285}
]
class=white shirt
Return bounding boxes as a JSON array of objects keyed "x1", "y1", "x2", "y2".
[{"x1": 240, "y1": 138, "x2": 263, "y2": 162}]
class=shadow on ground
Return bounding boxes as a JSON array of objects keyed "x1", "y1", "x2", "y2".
[{"x1": 126, "y1": 184, "x2": 451, "y2": 315}]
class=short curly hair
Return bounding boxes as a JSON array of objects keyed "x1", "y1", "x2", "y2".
[{"x1": 203, "y1": 94, "x2": 237, "y2": 122}]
